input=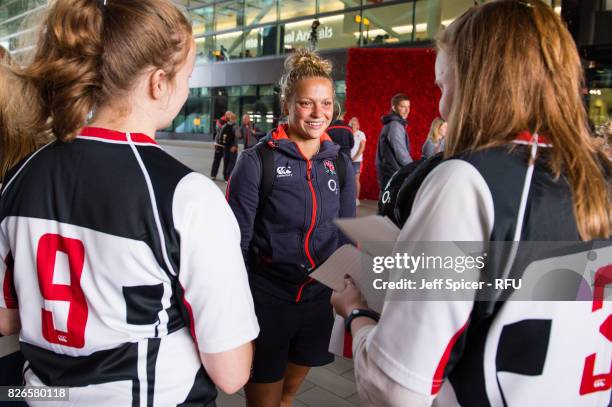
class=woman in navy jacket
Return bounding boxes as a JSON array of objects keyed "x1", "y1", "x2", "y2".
[{"x1": 227, "y1": 49, "x2": 356, "y2": 407}]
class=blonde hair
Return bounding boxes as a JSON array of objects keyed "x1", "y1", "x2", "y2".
[
  {"x1": 19, "y1": 0, "x2": 192, "y2": 142},
  {"x1": 279, "y1": 48, "x2": 333, "y2": 108},
  {"x1": 437, "y1": 0, "x2": 611, "y2": 240},
  {"x1": 0, "y1": 65, "x2": 51, "y2": 180},
  {"x1": 427, "y1": 117, "x2": 446, "y2": 143}
]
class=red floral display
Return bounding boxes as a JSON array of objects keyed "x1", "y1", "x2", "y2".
[{"x1": 345, "y1": 48, "x2": 441, "y2": 200}]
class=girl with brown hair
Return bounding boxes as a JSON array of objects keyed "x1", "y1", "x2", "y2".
[
  {"x1": 332, "y1": 1, "x2": 611, "y2": 406},
  {"x1": 227, "y1": 49, "x2": 356, "y2": 407},
  {"x1": 0, "y1": 1, "x2": 258, "y2": 404}
]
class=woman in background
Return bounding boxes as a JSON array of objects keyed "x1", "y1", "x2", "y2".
[
  {"x1": 421, "y1": 117, "x2": 446, "y2": 158},
  {"x1": 349, "y1": 117, "x2": 366, "y2": 205}
]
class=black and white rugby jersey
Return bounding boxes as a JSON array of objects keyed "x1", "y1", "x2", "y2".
[
  {"x1": 0, "y1": 127, "x2": 259, "y2": 406},
  {"x1": 366, "y1": 138, "x2": 611, "y2": 406}
]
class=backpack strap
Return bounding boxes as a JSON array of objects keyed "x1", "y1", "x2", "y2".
[
  {"x1": 255, "y1": 142, "x2": 275, "y2": 212},
  {"x1": 335, "y1": 153, "x2": 347, "y2": 191}
]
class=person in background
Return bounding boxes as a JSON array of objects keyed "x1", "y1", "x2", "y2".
[
  {"x1": 349, "y1": 117, "x2": 366, "y2": 206},
  {"x1": 327, "y1": 111, "x2": 354, "y2": 159},
  {"x1": 240, "y1": 113, "x2": 260, "y2": 149},
  {"x1": 375, "y1": 93, "x2": 412, "y2": 190},
  {"x1": 332, "y1": 1, "x2": 611, "y2": 406},
  {"x1": 422, "y1": 117, "x2": 447, "y2": 158},
  {"x1": 215, "y1": 110, "x2": 230, "y2": 133},
  {"x1": 227, "y1": 49, "x2": 356, "y2": 407},
  {"x1": 0, "y1": 1, "x2": 258, "y2": 404},
  {"x1": 211, "y1": 110, "x2": 232, "y2": 180},
  {"x1": 219, "y1": 111, "x2": 240, "y2": 181}
]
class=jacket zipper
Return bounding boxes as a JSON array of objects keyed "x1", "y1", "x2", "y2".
[{"x1": 296, "y1": 156, "x2": 318, "y2": 302}]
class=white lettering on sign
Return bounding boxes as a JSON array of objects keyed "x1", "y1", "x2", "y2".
[{"x1": 284, "y1": 26, "x2": 334, "y2": 44}]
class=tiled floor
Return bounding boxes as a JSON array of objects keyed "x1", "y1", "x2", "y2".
[
  {"x1": 216, "y1": 356, "x2": 362, "y2": 407},
  {"x1": 160, "y1": 140, "x2": 370, "y2": 406}
]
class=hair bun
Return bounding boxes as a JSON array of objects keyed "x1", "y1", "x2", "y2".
[
  {"x1": 284, "y1": 48, "x2": 332, "y2": 76},
  {"x1": 279, "y1": 48, "x2": 334, "y2": 103}
]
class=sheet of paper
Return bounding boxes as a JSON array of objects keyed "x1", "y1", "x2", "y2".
[
  {"x1": 317, "y1": 216, "x2": 402, "y2": 359},
  {"x1": 328, "y1": 315, "x2": 351, "y2": 358},
  {"x1": 310, "y1": 244, "x2": 386, "y2": 313},
  {"x1": 335, "y1": 215, "x2": 399, "y2": 257},
  {"x1": 309, "y1": 244, "x2": 363, "y2": 291}
]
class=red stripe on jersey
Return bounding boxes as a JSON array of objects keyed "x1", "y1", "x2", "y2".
[
  {"x1": 514, "y1": 131, "x2": 551, "y2": 146},
  {"x1": 343, "y1": 331, "x2": 353, "y2": 358},
  {"x1": 79, "y1": 127, "x2": 158, "y2": 145},
  {"x1": 431, "y1": 319, "x2": 470, "y2": 395},
  {"x1": 180, "y1": 283, "x2": 199, "y2": 350},
  {"x1": 3, "y1": 252, "x2": 17, "y2": 308}
]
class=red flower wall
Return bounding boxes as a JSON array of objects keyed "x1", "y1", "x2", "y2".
[{"x1": 345, "y1": 48, "x2": 441, "y2": 200}]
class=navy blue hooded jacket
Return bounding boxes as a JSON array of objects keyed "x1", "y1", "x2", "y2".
[{"x1": 227, "y1": 125, "x2": 356, "y2": 302}]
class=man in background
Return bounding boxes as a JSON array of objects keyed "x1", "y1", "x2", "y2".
[
  {"x1": 211, "y1": 110, "x2": 232, "y2": 180},
  {"x1": 240, "y1": 114, "x2": 260, "y2": 149},
  {"x1": 375, "y1": 93, "x2": 412, "y2": 190},
  {"x1": 218, "y1": 112, "x2": 240, "y2": 181}
]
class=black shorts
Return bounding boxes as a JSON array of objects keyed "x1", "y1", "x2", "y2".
[{"x1": 249, "y1": 287, "x2": 334, "y2": 383}]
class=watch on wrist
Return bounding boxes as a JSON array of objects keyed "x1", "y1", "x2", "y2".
[{"x1": 344, "y1": 308, "x2": 380, "y2": 332}]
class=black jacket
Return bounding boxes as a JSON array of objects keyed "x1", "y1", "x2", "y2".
[
  {"x1": 327, "y1": 120, "x2": 354, "y2": 158},
  {"x1": 218, "y1": 122, "x2": 238, "y2": 147}
]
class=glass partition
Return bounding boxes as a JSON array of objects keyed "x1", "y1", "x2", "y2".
[
  {"x1": 214, "y1": 0, "x2": 243, "y2": 32},
  {"x1": 190, "y1": 5, "x2": 214, "y2": 35},
  {"x1": 279, "y1": 0, "x2": 316, "y2": 20},
  {"x1": 245, "y1": 0, "x2": 277, "y2": 26},
  {"x1": 362, "y1": 3, "x2": 414, "y2": 45}
]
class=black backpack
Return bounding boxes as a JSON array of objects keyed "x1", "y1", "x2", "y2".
[
  {"x1": 378, "y1": 153, "x2": 444, "y2": 227},
  {"x1": 253, "y1": 141, "x2": 347, "y2": 211}
]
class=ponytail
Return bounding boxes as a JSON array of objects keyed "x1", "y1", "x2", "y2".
[{"x1": 22, "y1": 0, "x2": 192, "y2": 142}]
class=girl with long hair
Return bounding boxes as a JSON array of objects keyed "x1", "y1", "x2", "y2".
[
  {"x1": 422, "y1": 117, "x2": 447, "y2": 158},
  {"x1": 227, "y1": 49, "x2": 356, "y2": 407},
  {"x1": 332, "y1": 1, "x2": 611, "y2": 406},
  {"x1": 0, "y1": 1, "x2": 258, "y2": 404}
]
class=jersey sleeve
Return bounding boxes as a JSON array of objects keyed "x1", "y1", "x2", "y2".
[
  {"x1": 359, "y1": 159, "x2": 495, "y2": 395},
  {"x1": 0, "y1": 227, "x2": 16, "y2": 310},
  {"x1": 172, "y1": 172, "x2": 259, "y2": 353}
]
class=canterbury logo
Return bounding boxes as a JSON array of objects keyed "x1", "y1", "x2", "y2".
[{"x1": 276, "y1": 166, "x2": 293, "y2": 177}]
